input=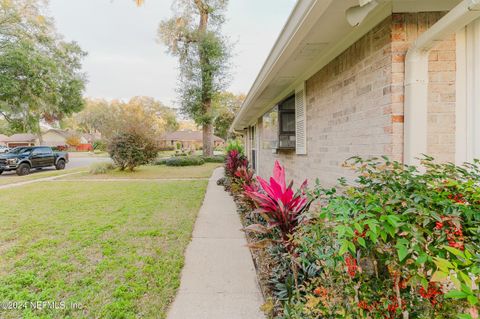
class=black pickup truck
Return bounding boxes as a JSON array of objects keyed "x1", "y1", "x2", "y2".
[{"x1": 0, "y1": 146, "x2": 69, "y2": 176}]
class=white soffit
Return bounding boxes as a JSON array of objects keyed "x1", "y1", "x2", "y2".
[
  {"x1": 393, "y1": 0, "x2": 462, "y2": 12},
  {"x1": 293, "y1": 42, "x2": 329, "y2": 61},
  {"x1": 231, "y1": 0, "x2": 464, "y2": 131}
]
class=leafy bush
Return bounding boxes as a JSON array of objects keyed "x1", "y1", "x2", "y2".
[
  {"x1": 89, "y1": 162, "x2": 116, "y2": 175},
  {"x1": 224, "y1": 157, "x2": 480, "y2": 318},
  {"x1": 165, "y1": 156, "x2": 205, "y2": 167},
  {"x1": 203, "y1": 155, "x2": 225, "y2": 163},
  {"x1": 174, "y1": 151, "x2": 188, "y2": 157},
  {"x1": 225, "y1": 139, "x2": 244, "y2": 155},
  {"x1": 225, "y1": 149, "x2": 247, "y2": 177},
  {"x1": 93, "y1": 140, "x2": 107, "y2": 151},
  {"x1": 245, "y1": 161, "x2": 315, "y2": 245},
  {"x1": 153, "y1": 155, "x2": 223, "y2": 166},
  {"x1": 66, "y1": 135, "x2": 81, "y2": 147},
  {"x1": 158, "y1": 146, "x2": 175, "y2": 151},
  {"x1": 107, "y1": 132, "x2": 158, "y2": 171},
  {"x1": 284, "y1": 157, "x2": 480, "y2": 318},
  {"x1": 153, "y1": 158, "x2": 168, "y2": 166}
]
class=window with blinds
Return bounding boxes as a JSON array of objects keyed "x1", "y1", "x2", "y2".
[{"x1": 260, "y1": 83, "x2": 307, "y2": 154}]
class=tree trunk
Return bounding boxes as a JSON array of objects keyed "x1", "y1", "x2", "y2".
[
  {"x1": 203, "y1": 122, "x2": 213, "y2": 156},
  {"x1": 196, "y1": 0, "x2": 214, "y2": 157},
  {"x1": 37, "y1": 121, "x2": 43, "y2": 145}
]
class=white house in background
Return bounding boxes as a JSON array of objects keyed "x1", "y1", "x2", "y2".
[{"x1": 232, "y1": 0, "x2": 480, "y2": 186}]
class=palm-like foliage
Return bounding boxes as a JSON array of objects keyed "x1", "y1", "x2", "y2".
[{"x1": 245, "y1": 161, "x2": 309, "y2": 241}]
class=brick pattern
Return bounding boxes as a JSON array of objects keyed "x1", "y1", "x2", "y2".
[
  {"x1": 254, "y1": 13, "x2": 457, "y2": 186},
  {"x1": 258, "y1": 17, "x2": 394, "y2": 186},
  {"x1": 391, "y1": 12, "x2": 456, "y2": 163}
]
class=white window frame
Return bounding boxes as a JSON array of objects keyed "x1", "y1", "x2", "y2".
[
  {"x1": 295, "y1": 83, "x2": 307, "y2": 155},
  {"x1": 456, "y1": 18, "x2": 480, "y2": 164},
  {"x1": 247, "y1": 125, "x2": 259, "y2": 172}
]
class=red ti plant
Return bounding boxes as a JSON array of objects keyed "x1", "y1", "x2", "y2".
[
  {"x1": 235, "y1": 166, "x2": 257, "y2": 190},
  {"x1": 245, "y1": 160, "x2": 310, "y2": 241},
  {"x1": 234, "y1": 165, "x2": 259, "y2": 209},
  {"x1": 225, "y1": 150, "x2": 247, "y2": 177}
]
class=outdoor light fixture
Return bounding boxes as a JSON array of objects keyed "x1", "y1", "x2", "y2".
[{"x1": 346, "y1": 0, "x2": 379, "y2": 27}]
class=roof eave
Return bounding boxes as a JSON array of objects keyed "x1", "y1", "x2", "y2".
[
  {"x1": 230, "y1": 0, "x2": 321, "y2": 132},
  {"x1": 231, "y1": 0, "x2": 463, "y2": 132}
]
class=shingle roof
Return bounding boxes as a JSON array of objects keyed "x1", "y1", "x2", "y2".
[
  {"x1": 163, "y1": 130, "x2": 224, "y2": 142},
  {"x1": 44, "y1": 129, "x2": 71, "y2": 138},
  {"x1": 5, "y1": 133, "x2": 37, "y2": 142},
  {"x1": 0, "y1": 134, "x2": 8, "y2": 141}
]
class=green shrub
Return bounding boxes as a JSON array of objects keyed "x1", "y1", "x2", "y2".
[
  {"x1": 89, "y1": 162, "x2": 116, "y2": 175},
  {"x1": 107, "y1": 132, "x2": 158, "y2": 171},
  {"x1": 202, "y1": 155, "x2": 225, "y2": 163},
  {"x1": 174, "y1": 152, "x2": 188, "y2": 157},
  {"x1": 93, "y1": 139, "x2": 107, "y2": 151},
  {"x1": 153, "y1": 158, "x2": 168, "y2": 166},
  {"x1": 225, "y1": 139, "x2": 244, "y2": 155},
  {"x1": 283, "y1": 157, "x2": 480, "y2": 318},
  {"x1": 165, "y1": 156, "x2": 205, "y2": 167},
  {"x1": 215, "y1": 145, "x2": 225, "y2": 152}
]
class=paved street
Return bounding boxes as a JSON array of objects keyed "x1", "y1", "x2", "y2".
[
  {"x1": 67, "y1": 155, "x2": 111, "y2": 169},
  {"x1": 0, "y1": 155, "x2": 110, "y2": 176}
]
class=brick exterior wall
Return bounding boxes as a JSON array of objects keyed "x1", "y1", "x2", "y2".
[
  {"x1": 254, "y1": 13, "x2": 456, "y2": 186},
  {"x1": 391, "y1": 12, "x2": 456, "y2": 163}
]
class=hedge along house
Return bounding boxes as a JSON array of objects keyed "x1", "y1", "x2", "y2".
[{"x1": 231, "y1": 0, "x2": 480, "y2": 186}]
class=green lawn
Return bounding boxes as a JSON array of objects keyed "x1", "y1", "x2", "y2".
[
  {"x1": 65, "y1": 163, "x2": 221, "y2": 180},
  {"x1": 0, "y1": 168, "x2": 84, "y2": 186},
  {"x1": 0, "y1": 180, "x2": 208, "y2": 318}
]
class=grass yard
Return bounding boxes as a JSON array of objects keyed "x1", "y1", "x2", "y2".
[
  {"x1": 0, "y1": 180, "x2": 208, "y2": 318},
  {"x1": 0, "y1": 168, "x2": 84, "y2": 186},
  {"x1": 65, "y1": 163, "x2": 221, "y2": 180}
]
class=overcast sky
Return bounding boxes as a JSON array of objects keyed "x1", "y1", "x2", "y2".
[{"x1": 47, "y1": 0, "x2": 296, "y2": 108}]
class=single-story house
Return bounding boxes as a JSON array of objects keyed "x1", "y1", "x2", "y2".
[
  {"x1": 232, "y1": 0, "x2": 480, "y2": 186},
  {"x1": 0, "y1": 134, "x2": 8, "y2": 146},
  {"x1": 82, "y1": 132, "x2": 102, "y2": 144},
  {"x1": 41, "y1": 129, "x2": 89, "y2": 147},
  {"x1": 4, "y1": 133, "x2": 38, "y2": 148},
  {"x1": 160, "y1": 130, "x2": 225, "y2": 149},
  {"x1": 41, "y1": 129, "x2": 70, "y2": 147}
]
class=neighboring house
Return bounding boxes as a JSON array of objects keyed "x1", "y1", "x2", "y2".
[
  {"x1": 42, "y1": 129, "x2": 90, "y2": 147},
  {"x1": 160, "y1": 130, "x2": 225, "y2": 149},
  {"x1": 81, "y1": 132, "x2": 101, "y2": 144},
  {"x1": 232, "y1": 0, "x2": 480, "y2": 186},
  {"x1": 0, "y1": 134, "x2": 8, "y2": 146},
  {"x1": 41, "y1": 129, "x2": 70, "y2": 147},
  {"x1": 4, "y1": 134, "x2": 38, "y2": 148}
]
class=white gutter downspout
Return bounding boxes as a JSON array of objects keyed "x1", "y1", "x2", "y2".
[{"x1": 404, "y1": 0, "x2": 480, "y2": 165}]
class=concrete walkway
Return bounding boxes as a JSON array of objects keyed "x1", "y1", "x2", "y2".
[
  {"x1": 0, "y1": 171, "x2": 84, "y2": 190},
  {"x1": 167, "y1": 168, "x2": 265, "y2": 319}
]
